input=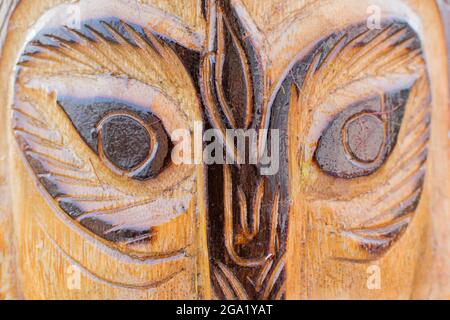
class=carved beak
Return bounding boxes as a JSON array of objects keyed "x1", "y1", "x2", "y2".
[{"x1": 200, "y1": 0, "x2": 287, "y2": 299}]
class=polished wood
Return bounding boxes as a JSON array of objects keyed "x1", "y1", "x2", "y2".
[
  {"x1": 1, "y1": 0, "x2": 211, "y2": 300},
  {"x1": 0, "y1": 0, "x2": 449, "y2": 300}
]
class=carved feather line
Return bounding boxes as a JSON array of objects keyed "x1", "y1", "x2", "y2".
[{"x1": 20, "y1": 19, "x2": 198, "y2": 116}]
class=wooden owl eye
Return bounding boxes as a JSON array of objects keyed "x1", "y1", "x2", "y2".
[
  {"x1": 58, "y1": 98, "x2": 170, "y2": 180},
  {"x1": 342, "y1": 113, "x2": 385, "y2": 164},
  {"x1": 98, "y1": 114, "x2": 151, "y2": 171},
  {"x1": 314, "y1": 88, "x2": 409, "y2": 179},
  {"x1": 13, "y1": 15, "x2": 199, "y2": 250}
]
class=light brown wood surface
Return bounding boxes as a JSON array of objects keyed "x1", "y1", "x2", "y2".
[{"x1": 0, "y1": 0, "x2": 449, "y2": 300}]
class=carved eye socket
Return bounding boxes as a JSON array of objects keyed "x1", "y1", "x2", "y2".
[
  {"x1": 342, "y1": 112, "x2": 385, "y2": 164},
  {"x1": 13, "y1": 15, "x2": 200, "y2": 252},
  {"x1": 314, "y1": 88, "x2": 409, "y2": 179},
  {"x1": 58, "y1": 98, "x2": 170, "y2": 180}
]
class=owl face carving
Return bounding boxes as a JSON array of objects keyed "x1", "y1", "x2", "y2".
[{"x1": 11, "y1": 0, "x2": 431, "y2": 299}]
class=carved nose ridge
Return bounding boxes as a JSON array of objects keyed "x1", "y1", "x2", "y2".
[
  {"x1": 201, "y1": 0, "x2": 289, "y2": 300},
  {"x1": 207, "y1": 162, "x2": 287, "y2": 300}
]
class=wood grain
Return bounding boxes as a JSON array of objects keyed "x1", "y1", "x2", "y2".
[
  {"x1": 1, "y1": 0, "x2": 211, "y2": 300},
  {"x1": 0, "y1": 0, "x2": 19, "y2": 300}
]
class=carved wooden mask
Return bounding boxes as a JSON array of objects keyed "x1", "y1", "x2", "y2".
[{"x1": 1, "y1": 0, "x2": 449, "y2": 300}]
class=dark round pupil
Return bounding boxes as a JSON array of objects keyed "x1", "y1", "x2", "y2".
[
  {"x1": 345, "y1": 114, "x2": 384, "y2": 163},
  {"x1": 101, "y1": 115, "x2": 150, "y2": 170}
]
